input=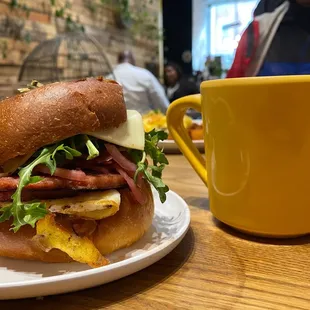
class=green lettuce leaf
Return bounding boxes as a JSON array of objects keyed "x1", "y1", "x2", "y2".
[
  {"x1": 130, "y1": 130, "x2": 169, "y2": 203},
  {"x1": 83, "y1": 135, "x2": 99, "y2": 160},
  {"x1": 0, "y1": 144, "x2": 82, "y2": 232}
]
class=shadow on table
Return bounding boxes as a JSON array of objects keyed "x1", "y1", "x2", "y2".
[
  {"x1": 1, "y1": 227, "x2": 195, "y2": 310},
  {"x1": 185, "y1": 196, "x2": 210, "y2": 211},
  {"x1": 213, "y1": 217, "x2": 310, "y2": 246}
]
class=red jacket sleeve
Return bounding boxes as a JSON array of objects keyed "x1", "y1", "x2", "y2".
[{"x1": 226, "y1": 20, "x2": 259, "y2": 78}]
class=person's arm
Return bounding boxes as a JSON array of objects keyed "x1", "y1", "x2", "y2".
[{"x1": 146, "y1": 74, "x2": 170, "y2": 112}]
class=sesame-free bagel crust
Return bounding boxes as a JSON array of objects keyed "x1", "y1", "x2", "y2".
[{"x1": 0, "y1": 78, "x2": 127, "y2": 166}]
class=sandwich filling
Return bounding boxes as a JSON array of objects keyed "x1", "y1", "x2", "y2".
[{"x1": 0, "y1": 108, "x2": 169, "y2": 267}]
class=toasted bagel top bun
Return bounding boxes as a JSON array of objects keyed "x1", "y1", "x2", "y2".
[{"x1": 0, "y1": 77, "x2": 127, "y2": 166}]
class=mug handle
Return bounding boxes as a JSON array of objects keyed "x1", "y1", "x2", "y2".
[{"x1": 166, "y1": 94, "x2": 208, "y2": 186}]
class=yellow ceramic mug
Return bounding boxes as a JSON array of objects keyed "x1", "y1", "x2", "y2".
[{"x1": 167, "y1": 76, "x2": 310, "y2": 237}]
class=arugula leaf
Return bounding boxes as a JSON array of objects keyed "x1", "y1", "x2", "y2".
[
  {"x1": 145, "y1": 140, "x2": 168, "y2": 165},
  {"x1": 83, "y1": 135, "x2": 99, "y2": 160},
  {"x1": 143, "y1": 168, "x2": 169, "y2": 203},
  {"x1": 0, "y1": 205, "x2": 12, "y2": 223},
  {"x1": 130, "y1": 130, "x2": 169, "y2": 203},
  {"x1": 0, "y1": 144, "x2": 82, "y2": 232},
  {"x1": 18, "y1": 80, "x2": 44, "y2": 93},
  {"x1": 22, "y1": 202, "x2": 48, "y2": 227},
  {"x1": 132, "y1": 151, "x2": 145, "y2": 181},
  {"x1": 145, "y1": 129, "x2": 168, "y2": 165},
  {"x1": 148, "y1": 164, "x2": 166, "y2": 178},
  {"x1": 66, "y1": 135, "x2": 99, "y2": 160}
]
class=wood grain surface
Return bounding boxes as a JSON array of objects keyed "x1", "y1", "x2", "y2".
[{"x1": 2, "y1": 155, "x2": 310, "y2": 310}]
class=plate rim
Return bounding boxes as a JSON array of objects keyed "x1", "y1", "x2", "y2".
[{"x1": 0, "y1": 190, "x2": 190, "y2": 289}]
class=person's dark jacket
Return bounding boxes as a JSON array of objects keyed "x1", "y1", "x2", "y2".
[
  {"x1": 254, "y1": 0, "x2": 286, "y2": 16},
  {"x1": 166, "y1": 79, "x2": 199, "y2": 103},
  {"x1": 227, "y1": 0, "x2": 310, "y2": 78}
]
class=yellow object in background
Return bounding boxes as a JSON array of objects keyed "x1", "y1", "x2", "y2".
[{"x1": 143, "y1": 110, "x2": 192, "y2": 133}]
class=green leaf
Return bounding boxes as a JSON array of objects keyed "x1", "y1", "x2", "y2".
[
  {"x1": 144, "y1": 129, "x2": 169, "y2": 166},
  {"x1": 134, "y1": 161, "x2": 146, "y2": 182},
  {"x1": 83, "y1": 135, "x2": 99, "y2": 160},
  {"x1": 9, "y1": 0, "x2": 18, "y2": 9},
  {"x1": 61, "y1": 146, "x2": 82, "y2": 160},
  {"x1": 147, "y1": 129, "x2": 168, "y2": 141},
  {"x1": 0, "y1": 205, "x2": 12, "y2": 223},
  {"x1": 50, "y1": 0, "x2": 56, "y2": 6},
  {"x1": 144, "y1": 169, "x2": 169, "y2": 203},
  {"x1": 130, "y1": 129, "x2": 169, "y2": 203},
  {"x1": 145, "y1": 140, "x2": 168, "y2": 165},
  {"x1": 144, "y1": 169, "x2": 166, "y2": 188},
  {"x1": 157, "y1": 186, "x2": 169, "y2": 204},
  {"x1": 55, "y1": 8, "x2": 64, "y2": 17},
  {"x1": 149, "y1": 164, "x2": 165, "y2": 178},
  {"x1": 29, "y1": 176, "x2": 43, "y2": 183},
  {"x1": 0, "y1": 142, "x2": 82, "y2": 232},
  {"x1": 45, "y1": 156, "x2": 57, "y2": 174},
  {"x1": 18, "y1": 80, "x2": 44, "y2": 93},
  {"x1": 23, "y1": 202, "x2": 48, "y2": 228},
  {"x1": 64, "y1": 146, "x2": 82, "y2": 157},
  {"x1": 128, "y1": 149, "x2": 143, "y2": 164}
]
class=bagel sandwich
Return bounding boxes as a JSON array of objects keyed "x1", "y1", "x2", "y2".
[{"x1": 0, "y1": 77, "x2": 169, "y2": 268}]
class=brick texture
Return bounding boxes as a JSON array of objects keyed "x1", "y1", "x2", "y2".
[{"x1": 0, "y1": 0, "x2": 160, "y2": 98}]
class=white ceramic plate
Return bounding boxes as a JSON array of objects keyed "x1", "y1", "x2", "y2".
[
  {"x1": 159, "y1": 139, "x2": 205, "y2": 154},
  {"x1": 0, "y1": 190, "x2": 190, "y2": 300}
]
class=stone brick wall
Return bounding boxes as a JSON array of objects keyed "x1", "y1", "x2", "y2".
[{"x1": 0, "y1": 0, "x2": 161, "y2": 97}]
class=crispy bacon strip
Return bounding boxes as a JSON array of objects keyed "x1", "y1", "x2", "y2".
[
  {"x1": 34, "y1": 165, "x2": 87, "y2": 181},
  {"x1": 0, "y1": 174, "x2": 127, "y2": 191},
  {"x1": 73, "y1": 161, "x2": 111, "y2": 174}
]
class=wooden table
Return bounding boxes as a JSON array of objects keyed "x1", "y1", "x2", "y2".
[{"x1": 2, "y1": 155, "x2": 310, "y2": 310}]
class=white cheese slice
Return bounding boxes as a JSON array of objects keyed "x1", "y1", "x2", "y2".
[{"x1": 86, "y1": 110, "x2": 145, "y2": 150}]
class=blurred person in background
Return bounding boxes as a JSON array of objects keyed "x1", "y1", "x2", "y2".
[
  {"x1": 108, "y1": 51, "x2": 169, "y2": 114},
  {"x1": 227, "y1": 0, "x2": 310, "y2": 78},
  {"x1": 253, "y1": 0, "x2": 286, "y2": 16},
  {"x1": 164, "y1": 62, "x2": 199, "y2": 103}
]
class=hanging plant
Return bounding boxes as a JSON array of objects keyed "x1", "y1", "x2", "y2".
[
  {"x1": 9, "y1": 0, "x2": 31, "y2": 17},
  {"x1": 84, "y1": 0, "x2": 161, "y2": 40},
  {"x1": 4, "y1": 2, "x2": 32, "y2": 45},
  {"x1": 113, "y1": 0, "x2": 132, "y2": 29},
  {"x1": 50, "y1": 0, "x2": 85, "y2": 33},
  {"x1": 7, "y1": 0, "x2": 160, "y2": 40}
]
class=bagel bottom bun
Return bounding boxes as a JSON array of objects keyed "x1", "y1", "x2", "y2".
[{"x1": 0, "y1": 181, "x2": 154, "y2": 263}]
